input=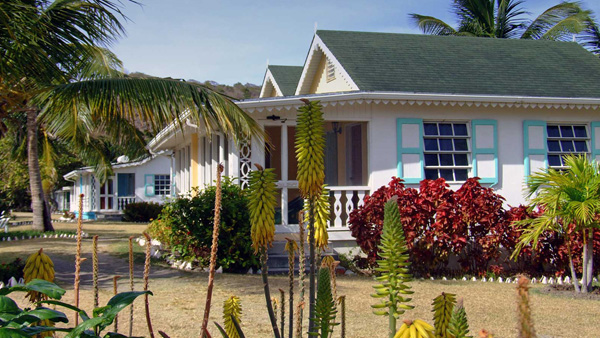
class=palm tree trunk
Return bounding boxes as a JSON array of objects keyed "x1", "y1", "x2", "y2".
[
  {"x1": 582, "y1": 231, "x2": 589, "y2": 293},
  {"x1": 585, "y1": 231, "x2": 594, "y2": 291},
  {"x1": 566, "y1": 241, "x2": 580, "y2": 293},
  {"x1": 27, "y1": 109, "x2": 53, "y2": 232}
]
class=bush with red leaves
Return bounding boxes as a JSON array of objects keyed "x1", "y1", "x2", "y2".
[{"x1": 348, "y1": 177, "x2": 600, "y2": 277}]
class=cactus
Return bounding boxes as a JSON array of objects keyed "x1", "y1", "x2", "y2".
[
  {"x1": 432, "y1": 292, "x2": 456, "y2": 338},
  {"x1": 517, "y1": 276, "x2": 536, "y2": 338},
  {"x1": 338, "y1": 296, "x2": 346, "y2": 338},
  {"x1": 248, "y1": 164, "x2": 280, "y2": 338},
  {"x1": 201, "y1": 164, "x2": 225, "y2": 337},
  {"x1": 448, "y1": 298, "x2": 472, "y2": 338},
  {"x1": 143, "y1": 232, "x2": 155, "y2": 338},
  {"x1": 128, "y1": 235, "x2": 135, "y2": 337},
  {"x1": 296, "y1": 99, "x2": 326, "y2": 333},
  {"x1": 309, "y1": 267, "x2": 338, "y2": 337},
  {"x1": 93, "y1": 235, "x2": 99, "y2": 308},
  {"x1": 279, "y1": 289, "x2": 285, "y2": 338},
  {"x1": 113, "y1": 275, "x2": 122, "y2": 333},
  {"x1": 285, "y1": 238, "x2": 298, "y2": 338},
  {"x1": 304, "y1": 187, "x2": 330, "y2": 249},
  {"x1": 74, "y1": 193, "x2": 84, "y2": 326},
  {"x1": 371, "y1": 197, "x2": 414, "y2": 338},
  {"x1": 223, "y1": 296, "x2": 242, "y2": 338}
]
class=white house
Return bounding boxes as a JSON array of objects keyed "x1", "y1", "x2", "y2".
[
  {"x1": 63, "y1": 154, "x2": 172, "y2": 219},
  {"x1": 148, "y1": 30, "x2": 600, "y2": 246}
]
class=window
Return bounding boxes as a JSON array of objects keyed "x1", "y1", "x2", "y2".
[
  {"x1": 547, "y1": 124, "x2": 589, "y2": 168},
  {"x1": 326, "y1": 59, "x2": 335, "y2": 82},
  {"x1": 423, "y1": 122, "x2": 470, "y2": 182},
  {"x1": 154, "y1": 175, "x2": 171, "y2": 196}
]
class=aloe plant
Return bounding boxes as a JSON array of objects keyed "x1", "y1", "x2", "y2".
[
  {"x1": 432, "y1": 292, "x2": 456, "y2": 338},
  {"x1": 448, "y1": 298, "x2": 471, "y2": 338},
  {"x1": 309, "y1": 267, "x2": 338, "y2": 337},
  {"x1": 371, "y1": 197, "x2": 414, "y2": 338}
]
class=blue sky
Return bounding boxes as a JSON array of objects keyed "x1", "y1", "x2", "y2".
[{"x1": 112, "y1": 0, "x2": 600, "y2": 85}]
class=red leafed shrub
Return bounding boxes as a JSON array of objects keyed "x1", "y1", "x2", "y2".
[{"x1": 349, "y1": 177, "x2": 600, "y2": 277}]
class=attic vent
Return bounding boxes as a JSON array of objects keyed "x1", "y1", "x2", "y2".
[{"x1": 326, "y1": 59, "x2": 335, "y2": 82}]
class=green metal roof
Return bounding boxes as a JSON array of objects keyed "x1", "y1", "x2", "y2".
[
  {"x1": 317, "y1": 30, "x2": 600, "y2": 98},
  {"x1": 268, "y1": 65, "x2": 303, "y2": 96}
]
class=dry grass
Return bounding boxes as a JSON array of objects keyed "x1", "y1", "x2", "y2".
[{"x1": 2, "y1": 220, "x2": 599, "y2": 337}]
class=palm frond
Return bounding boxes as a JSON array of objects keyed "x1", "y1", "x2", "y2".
[
  {"x1": 578, "y1": 18, "x2": 600, "y2": 55},
  {"x1": 35, "y1": 77, "x2": 263, "y2": 146},
  {"x1": 408, "y1": 14, "x2": 457, "y2": 35},
  {"x1": 521, "y1": 2, "x2": 590, "y2": 40},
  {"x1": 495, "y1": 0, "x2": 528, "y2": 38}
]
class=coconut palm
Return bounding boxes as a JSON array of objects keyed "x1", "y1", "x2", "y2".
[
  {"x1": 512, "y1": 154, "x2": 600, "y2": 293},
  {"x1": 0, "y1": 0, "x2": 262, "y2": 231},
  {"x1": 410, "y1": 0, "x2": 592, "y2": 41},
  {"x1": 580, "y1": 18, "x2": 600, "y2": 55}
]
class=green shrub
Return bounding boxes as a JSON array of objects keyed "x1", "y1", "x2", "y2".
[
  {"x1": 148, "y1": 177, "x2": 259, "y2": 273},
  {"x1": 0, "y1": 258, "x2": 24, "y2": 284},
  {"x1": 122, "y1": 201, "x2": 164, "y2": 222}
]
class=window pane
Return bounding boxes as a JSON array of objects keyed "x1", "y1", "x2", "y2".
[
  {"x1": 439, "y1": 169, "x2": 454, "y2": 181},
  {"x1": 548, "y1": 155, "x2": 561, "y2": 167},
  {"x1": 574, "y1": 126, "x2": 587, "y2": 138},
  {"x1": 440, "y1": 154, "x2": 454, "y2": 166},
  {"x1": 424, "y1": 139, "x2": 438, "y2": 151},
  {"x1": 454, "y1": 139, "x2": 468, "y2": 151},
  {"x1": 547, "y1": 140, "x2": 560, "y2": 152},
  {"x1": 454, "y1": 154, "x2": 468, "y2": 166},
  {"x1": 424, "y1": 123, "x2": 438, "y2": 135},
  {"x1": 561, "y1": 140, "x2": 574, "y2": 152},
  {"x1": 574, "y1": 141, "x2": 588, "y2": 152},
  {"x1": 547, "y1": 125, "x2": 560, "y2": 138},
  {"x1": 560, "y1": 126, "x2": 574, "y2": 138},
  {"x1": 425, "y1": 154, "x2": 439, "y2": 166},
  {"x1": 455, "y1": 169, "x2": 468, "y2": 181},
  {"x1": 425, "y1": 169, "x2": 438, "y2": 180},
  {"x1": 439, "y1": 139, "x2": 453, "y2": 151},
  {"x1": 453, "y1": 124, "x2": 468, "y2": 136},
  {"x1": 439, "y1": 124, "x2": 453, "y2": 135}
]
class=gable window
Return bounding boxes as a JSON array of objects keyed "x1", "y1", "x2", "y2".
[
  {"x1": 547, "y1": 124, "x2": 589, "y2": 168},
  {"x1": 423, "y1": 122, "x2": 470, "y2": 182},
  {"x1": 154, "y1": 175, "x2": 171, "y2": 196},
  {"x1": 326, "y1": 59, "x2": 335, "y2": 82}
]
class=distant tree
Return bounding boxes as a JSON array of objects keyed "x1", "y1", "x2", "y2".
[{"x1": 410, "y1": 0, "x2": 592, "y2": 41}]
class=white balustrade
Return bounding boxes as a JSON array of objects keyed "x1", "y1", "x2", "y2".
[
  {"x1": 117, "y1": 196, "x2": 137, "y2": 210},
  {"x1": 327, "y1": 186, "x2": 370, "y2": 230}
]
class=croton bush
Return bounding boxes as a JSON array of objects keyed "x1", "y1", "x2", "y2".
[
  {"x1": 147, "y1": 177, "x2": 259, "y2": 273},
  {"x1": 349, "y1": 177, "x2": 600, "y2": 277}
]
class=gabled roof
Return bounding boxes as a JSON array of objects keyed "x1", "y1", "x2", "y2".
[
  {"x1": 267, "y1": 65, "x2": 303, "y2": 96},
  {"x1": 315, "y1": 30, "x2": 600, "y2": 98}
]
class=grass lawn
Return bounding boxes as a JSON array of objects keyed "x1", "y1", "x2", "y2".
[{"x1": 1, "y1": 220, "x2": 599, "y2": 337}]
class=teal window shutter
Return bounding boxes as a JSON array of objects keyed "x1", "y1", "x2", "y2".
[
  {"x1": 590, "y1": 122, "x2": 600, "y2": 162},
  {"x1": 471, "y1": 120, "x2": 498, "y2": 185},
  {"x1": 397, "y1": 118, "x2": 424, "y2": 184},
  {"x1": 144, "y1": 174, "x2": 155, "y2": 197},
  {"x1": 523, "y1": 120, "x2": 547, "y2": 176}
]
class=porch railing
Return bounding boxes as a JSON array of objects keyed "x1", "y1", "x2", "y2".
[
  {"x1": 328, "y1": 186, "x2": 370, "y2": 230},
  {"x1": 117, "y1": 196, "x2": 137, "y2": 211}
]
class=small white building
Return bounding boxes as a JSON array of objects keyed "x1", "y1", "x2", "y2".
[
  {"x1": 63, "y1": 154, "x2": 172, "y2": 220},
  {"x1": 148, "y1": 30, "x2": 600, "y2": 247}
]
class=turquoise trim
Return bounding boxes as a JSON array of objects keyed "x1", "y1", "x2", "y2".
[
  {"x1": 171, "y1": 173, "x2": 176, "y2": 197},
  {"x1": 523, "y1": 120, "x2": 547, "y2": 177},
  {"x1": 591, "y1": 122, "x2": 600, "y2": 161},
  {"x1": 74, "y1": 211, "x2": 96, "y2": 220},
  {"x1": 79, "y1": 176, "x2": 83, "y2": 194},
  {"x1": 144, "y1": 174, "x2": 155, "y2": 197},
  {"x1": 397, "y1": 118, "x2": 424, "y2": 184},
  {"x1": 471, "y1": 120, "x2": 498, "y2": 186}
]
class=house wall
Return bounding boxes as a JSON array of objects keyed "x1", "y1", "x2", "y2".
[{"x1": 114, "y1": 155, "x2": 171, "y2": 204}]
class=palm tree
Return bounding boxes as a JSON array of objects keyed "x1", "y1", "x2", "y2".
[
  {"x1": 512, "y1": 154, "x2": 600, "y2": 293},
  {"x1": 1, "y1": 0, "x2": 262, "y2": 231},
  {"x1": 410, "y1": 0, "x2": 592, "y2": 41}
]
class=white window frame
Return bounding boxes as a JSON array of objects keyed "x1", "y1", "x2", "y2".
[
  {"x1": 546, "y1": 123, "x2": 590, "y2": 169},
  {"x1": 422, "y1": 121, "x2": 472, "y2": 182}
]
